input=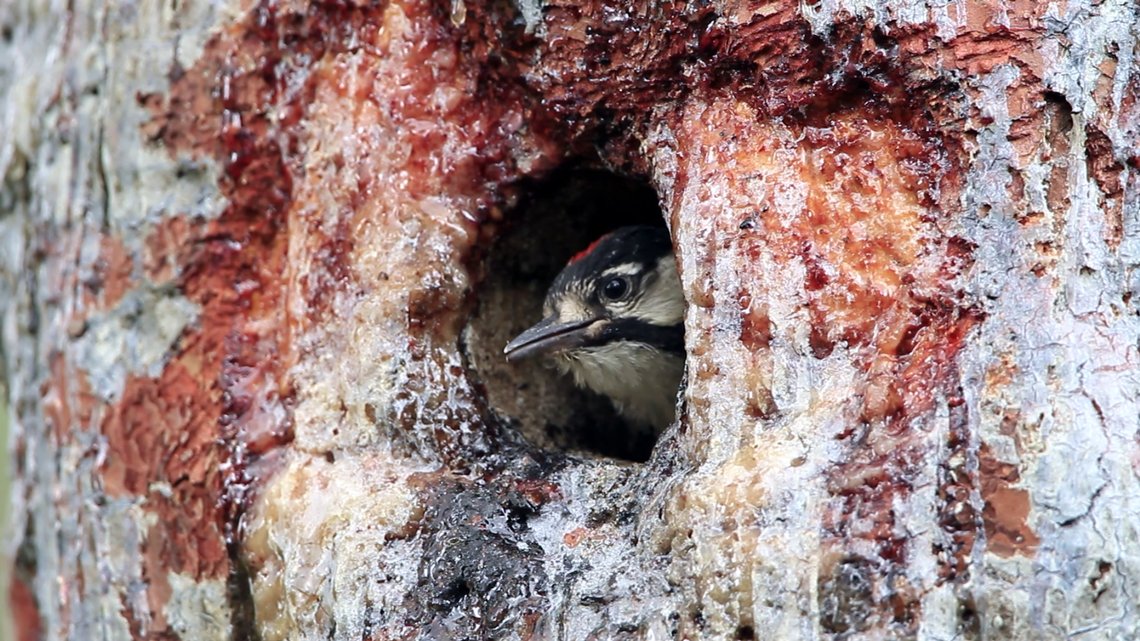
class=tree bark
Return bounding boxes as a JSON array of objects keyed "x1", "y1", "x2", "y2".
[{"x1": 2, "y1": 0, "x2": 1138, "y2": 640}]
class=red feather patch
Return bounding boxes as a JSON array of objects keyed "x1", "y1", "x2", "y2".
[{"x1": 567, "y1": 233, "x2": 611, "y2": 265}]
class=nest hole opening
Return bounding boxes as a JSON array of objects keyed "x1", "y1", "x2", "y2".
[{"x1": 465, "y1": 167, "x2": 675, "y2": 462}]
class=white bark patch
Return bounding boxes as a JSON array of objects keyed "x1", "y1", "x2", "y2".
[
  {"x1": 76, "y1": 284, "x2": 199, "y2": 400},
  {"x1": 101, "y1": 3, "x2": 228, "y2": 237},
  {"x1": 246, "y1": 452, "x2": 427, "y2": 641},
  {"x1": 956, "y1": 46, "x2": 1140, "y2": 640},
  {"x1": 1042, "y1": 0, "x2": 1136, "y2": 118},
  {"x1": 94, "y1": 499, "x2": 155, "y2": 641},
  {"x1": 164, "y1": 572, "x2": 233, "y2": 641}
]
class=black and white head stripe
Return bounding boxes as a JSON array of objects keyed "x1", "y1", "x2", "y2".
[
  {"x1": 591, "y1": 317, "x2": 685, "y2": 354},
  {"x1": 542, "y1": 225, "x2": 684, "y2": 356},
  {"x1": 547, "y1": 226, "x2": 675, "y2": 309}
]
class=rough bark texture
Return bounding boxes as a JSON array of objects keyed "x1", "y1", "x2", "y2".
[{"x1": 2, "y1": 0, "x2": 1138, "y2": 640}]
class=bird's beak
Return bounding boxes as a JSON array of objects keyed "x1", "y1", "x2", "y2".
[{"x1": 504, "y1": 316, "x2": 596, "y2": 362}]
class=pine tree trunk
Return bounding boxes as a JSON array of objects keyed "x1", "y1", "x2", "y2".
[{"x1": 3, "y1": 0, "x2": 1138, "y2": 639}]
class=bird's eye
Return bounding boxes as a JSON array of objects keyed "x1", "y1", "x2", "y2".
[{"x1": 601, "y1": 277, "x2": 630, "y2": 301}]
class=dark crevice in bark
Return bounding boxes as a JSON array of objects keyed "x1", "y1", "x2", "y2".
[
  {"x1": 402, "y1": 453, "x2": 566, "y2": 638},
  {"x1": 819, "y1": 556, "x2": 875, "y2": 636},
  {"x1": 227, "y1": 556, "x2": 262, "y2": 641}
]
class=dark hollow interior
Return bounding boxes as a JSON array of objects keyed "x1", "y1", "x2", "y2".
[{"x1": 464, "y1": 168, "x2": 673, "y2": 462}]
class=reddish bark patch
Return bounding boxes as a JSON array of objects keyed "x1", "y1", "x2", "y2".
[
  {"x1": 978, "y1": 443, "x2": 1040, "y2": 558},
  {"x1": 119, "y1": 4, "x2": 567, "y2": 627},
  {"x1": 9, "y1": 574, "x2": 41, "y2": 641},
  {"x1": 130, "y1": 0, "x2": 417, "y2": 530},
  {"x1": 254, "y1": 0, "x2": 569, "y2": 468},
  {"x1": 90, "y1": 236, "x2": 135, "y2": 311},
  {"x1": 892, "y1": 0, "x2": 1050, "y2": 84},
  {"x1": 730, "y1": 102, "x2": 972, "y2": 420},
  {"x1": 563, "y1": 527, "x2": 589, "y2": 548},
  {"x1": 42, "y1": 351, "x2": 96, "y2": 446},
  {"x1": 142, "y1": 519, "x2": 173, "y2": 635},
  {"x1": 527, "y1": 1, "x2": 934, "y2": 161},
  {"x1": 92, "y1": 0, "x2": 333, "y2": 627},
  {"x1": 299, "y1": 212, "x2": 354, "y2": 321},
  {"x1": 101, "y1": 368, "x2": 221, "y2": 500},
  {"x1": 824, "y1": 312, "x2": 981, "y2": 621},
  {"x1": 1084, "y1": 125, "x2": 1125, "y2": 247},
  {"x1": 513, "y1": 476, "x2": 563, "y2": 506},
  {"x1": 669, "y1": 86, "x2": 979, "y2": 634},
  {"x1": 737, "y1": 290, "x2": 771, "y2": 351},
  {"x1": 98, "y1": 365, "x2": 232, "y2": 619},
  {"x1": 143, "y1": 215, "x2": 196, "y2": 284}
]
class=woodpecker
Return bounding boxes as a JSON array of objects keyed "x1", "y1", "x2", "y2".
[{"x1": 504, "y1": 225, "x2": 686, "y2": 431}]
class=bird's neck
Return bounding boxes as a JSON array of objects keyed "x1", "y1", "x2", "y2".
[{"x1": 558, "y1": 342, "x2": 685, "y2": 430}]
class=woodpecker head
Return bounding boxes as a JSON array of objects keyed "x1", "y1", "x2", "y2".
[{"x1": 504, "y1": 225, "x2": 686, "y2": 430}]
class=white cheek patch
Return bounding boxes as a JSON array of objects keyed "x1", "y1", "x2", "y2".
[{"x1": 631, "y1": 255, "x2": 685, "y2": 326}]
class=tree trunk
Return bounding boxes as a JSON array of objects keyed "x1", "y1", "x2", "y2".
[{"x1": 2, "y1": 0, "x2": 1138, "y2": 639}]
